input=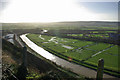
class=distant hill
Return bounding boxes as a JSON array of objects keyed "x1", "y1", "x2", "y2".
[{"x1": 2, "y1": 21, "x2": 118, "y2": 30}]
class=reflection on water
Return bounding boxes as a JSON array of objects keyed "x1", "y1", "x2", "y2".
[
  {"x1": 20, "y1": 34, "x2": 55, "y2": 60},
  {"x1": 39, "y1": 35, "x2": 45, "y2": 40},
  {"x1": 20, "y1": 34, "x2": 114, "y2": 78},
  {"x1": 3, "y1": 34, "x2": 14, "y2": 44},
  {"x1": 20, "y1": 34, "x2": 77, "y2": 67},
  {"x1": 5, "y1": 34, "x2": 14, "y2": 39},
  {"x1": 7, "y1": 39, "x2": 14, "y2": 44},
  {"x1": 62, "y1": 45, "x2": 73, "y2": 49}
]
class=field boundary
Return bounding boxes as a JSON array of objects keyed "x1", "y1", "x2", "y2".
[
  {"x1": 26, "y1": 34, "x2": 120, "y2": 78},
  {"x1": 39, "y1": 45, "x2": 120, "y2": 78}
]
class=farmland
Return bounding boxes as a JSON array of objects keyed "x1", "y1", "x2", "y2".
[
  {"x1": 2, "y1": 21, "x2": 118, "y2": 30},
  {"x1": 2, "y1": 21, "x2": 119, "y2": 78},
  {"x1": 26, "y1": 34, "x2": 119, "y2": 76},
  {"x1": 66, "y1": 30, "x2": 117, "y2": 39}
]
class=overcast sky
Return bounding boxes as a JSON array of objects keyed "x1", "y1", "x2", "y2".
[{"x1": 0, "y1": 0, "x2": 119, "y2": 23}]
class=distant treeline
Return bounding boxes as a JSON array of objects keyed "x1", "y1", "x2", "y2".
[
  {"x1": 2, "y1": 21, "x2": 118, "y2": 30},
  {"x1": 43, "y1": 29, "x2": 120, "y2": 45}
]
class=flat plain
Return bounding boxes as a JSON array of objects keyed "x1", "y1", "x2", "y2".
[{"x1": 27, "y1": 34, "x2": 119, "y2": 74}]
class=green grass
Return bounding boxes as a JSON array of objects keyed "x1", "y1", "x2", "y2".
[
  {"x1": 67, "y1": 33, "x2": 110, "y2": 38},
  {"x1": 85, "y1": 44, "x2": 119, "y2": 71},
  {"x1": 103, "y1": 45, "x2": 119, "y2": 55},
  {"x1": 88, "y1": 45, "x2": 119, "y2": 71},
  {"x1": 68, "y1": 40, "x2": 93, "y2": 47},
  {"x1": 26, "y1": 33, "x2": 119, "y2": 76},
  {"x1": 86, "y1": 43, "x2": 113, "y2": 51},
  {"x1": 27, "y1": 34, "x2": 95, "y2": 60},
  {"x1": 86, "y1": 51, "x2": 119, "y2": 71}
]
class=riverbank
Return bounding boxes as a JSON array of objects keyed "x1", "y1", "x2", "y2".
[
  {"x1": 2, "y1": 39, "x2": 85, "y2": 80},
  {"x1": 26, "y1": 33, "x2": 119, "y2": 78},
  {"x1": 20, "y1": 34, "x2": 118, "y2": 79}
]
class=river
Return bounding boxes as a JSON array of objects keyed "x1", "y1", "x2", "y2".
[{"x1": 20, "y1": 34, "x2": 115, "y2": 78}]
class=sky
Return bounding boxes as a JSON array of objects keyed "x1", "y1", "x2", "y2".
[{"x1": 0, "y1": 0, "x2": 119, "y2": 23}]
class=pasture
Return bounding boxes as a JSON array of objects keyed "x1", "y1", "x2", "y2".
[{"x1": 26, "y1": 34, "x2": 119, "y2": 76}]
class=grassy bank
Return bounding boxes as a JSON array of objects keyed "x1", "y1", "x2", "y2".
[
  {"x1": 2, "y1": 39, "x2": 89, "y2": 80},
  {"x1": 26, "y1": 34, "x2": 120, "y2": 77}
]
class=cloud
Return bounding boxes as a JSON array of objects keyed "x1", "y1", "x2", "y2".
[{"x1": 0, "y1": 0, "x2": 117, "y2": 22}]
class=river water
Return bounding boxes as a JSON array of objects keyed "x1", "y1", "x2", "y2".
[
  {"x1": 20, "y1": 34, "x2": 115, "y2": 78},
  {"x1": 3, "y1": 34, "x2": 14, "y2": 44}
]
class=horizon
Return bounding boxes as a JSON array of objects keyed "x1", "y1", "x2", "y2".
[{"x1": 1, "y1": 20, "x2": 119, "y2": 23}]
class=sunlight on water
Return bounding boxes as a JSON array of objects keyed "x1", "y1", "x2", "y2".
[
  {"x1": 62, "y1": 45, "x2": 74, "y2": 49},
  {"x1": 20, "y1": 34, "x2": 115, "y2": 78},
  {"x1": 20, "y1": 34, "x2": 55, "y2": 60}
]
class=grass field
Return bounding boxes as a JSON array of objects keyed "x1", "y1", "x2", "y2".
[
  {"x1": 2, "y1": 22, "x2": 118, "y2": 30},
  {"x1": 67, "y1": 33, "x2": 110, "y2": 38},
  {"x1": 26, "y1": 34, "x2": 119, "y2": 76}
]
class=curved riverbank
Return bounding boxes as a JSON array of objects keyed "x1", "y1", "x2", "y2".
[{"x1": 20, "y1": 34, "x2": 116, "y2": 78}]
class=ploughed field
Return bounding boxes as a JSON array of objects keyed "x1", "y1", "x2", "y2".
[{"x1": 26, "y1": 34, "x2": 119, "y2": 76}]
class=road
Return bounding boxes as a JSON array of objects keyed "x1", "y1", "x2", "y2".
[{"x1": 20, "y1": 34, "x2": 116, "y2": 79}]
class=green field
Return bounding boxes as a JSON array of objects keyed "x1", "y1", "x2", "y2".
[
  {"x1": 67, "y1": 33, "x2": 110, "y2": 38},
  {"x1": 2, "y1": 22, "x2": 118, "y2": 30},
  {"x1": 26, "y1": 34, "x2": 119, "y2": 76}
]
